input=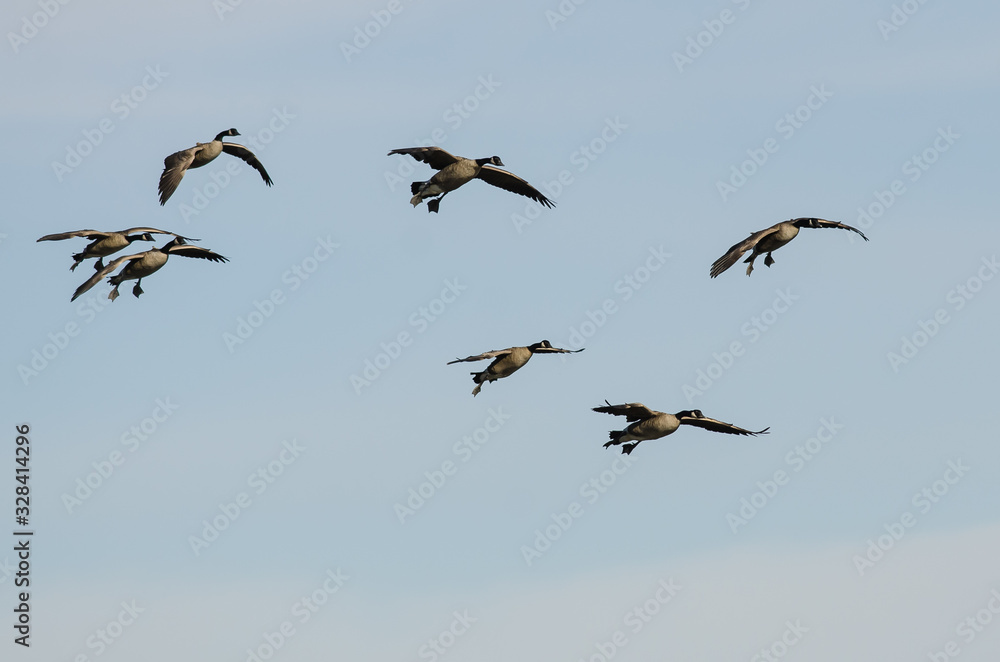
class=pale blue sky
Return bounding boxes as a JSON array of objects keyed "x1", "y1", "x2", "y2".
[{"x1": 3, "y1": 0, "x2": 1000, "y2": 660}]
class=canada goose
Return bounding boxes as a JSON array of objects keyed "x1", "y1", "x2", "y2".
[
  {"x1": 447, "y1": 340, "x2": 583, "y2": 396},
  {"x1": 37, "y1": 228, "x2": 196, "y2": 271},
  {"x1": 71, "y1": 238, "x2": 228, "y2": 301},
  {"x1": 710, "y1": 217, "x2": 868, "y2": 278},
  {"x1": 158, "y1": 128, "x2": 273, "y2": 205},
  {"x1": 593, "y1": 401, "x2": 769, "y2": 455},
  {"x1": 388, "y1": 146, "x2": 555, "y2": 213}
]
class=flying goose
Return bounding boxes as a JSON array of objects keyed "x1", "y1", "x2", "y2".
[
  {"x1": 447, "y1": 340, "x2": 582, "y2": 396},
  {"x1": 71, "y1": 238, "x2": 228, "y2": 301},
  {"x1": 388, "y1": 146, "x2": 555, "y2": 213},
  {"x1": 158, "y1": 128, "x2": 273, "y2": 205},
  {"x1": 37, "y1": 228, "x2": 196, "y2": 271},
  {"x1": 710, "y1": 217, "x2": 868, "y2": 278},
  {"x1": 593, "y1": 401, "x2": 769, "y2": 455}
]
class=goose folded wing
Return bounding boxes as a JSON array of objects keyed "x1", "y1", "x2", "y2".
[
  {"x1": 71, "y1": 254, "x2": 142, "y2": 301},
  {"x1": 476, "y1": 165, "x2": 555, "y2": 208},
  {"x1": 37, "y1": 229, "x2": 104, "y2": 242},
  {"x1": 681, "y1": 414, "x2": 769, "y2": 436},
  {"x1": 532, "y1": 345, "x2": 584, "y2": 355},
  {"x1": 808, "y1": 218, "x2": 869, "y2": 241},
  {"x1": 167, "y1": 245, "x2": 229, "y2": 263},
  {"x1": 387, "y1": 147, "x2": 460, "y2": 171},
  {"x1": 446, "y1": 348, "x2": 512, "y2": 364},
  {"x1": 222, "y1": 143, "x2": 273, "y2": 186},
  {"x1": 710, "y1": 227, "x2": 778, "y2": 278},
  {"x1": 159, "y1": 149, "x2": 198, "y2": 205},
  {"x1": 592, "y1": 401, "x2": 659, "y2": 421},
  {"x1": 122, "y1": 227, "x2": 199, "y2": 241}
]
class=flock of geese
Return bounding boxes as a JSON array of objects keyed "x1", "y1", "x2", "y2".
[
  {"x1": 38, "y1": 128, "x2": 269, "y2": 302},
  {"x1": 37, "y1": 127, "x2": 871, "y2": 454},
  {"x1": 444, "y1": 339, "x2": 770, "y2": 455}
]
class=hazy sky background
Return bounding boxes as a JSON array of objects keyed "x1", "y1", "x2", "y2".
[{"x1": 3, "y1": 0, "x2": 1000, "y2": 660}]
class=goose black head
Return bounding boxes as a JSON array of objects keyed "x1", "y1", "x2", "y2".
[
  {"x1": 161, "y1": 236, "x2": 188, "y2": 251},
  {"x1": 489, "y1": 156, "x2": 504, "y2": 167},
  {"x1": 529, "y1": 340, "x2": 554, "y2": 352}
]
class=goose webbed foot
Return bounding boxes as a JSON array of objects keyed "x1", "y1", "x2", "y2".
[
  {"x1": 132, "y1": 280, "x2": 144, "y2": 298},
  {"x1": 108, "y1": 286, "x2": 120, "y2": 301},
  {"x1": 764, "y1": 253, "x2": 775, "y2": 267},
  {"x1": 427, "y1": 191, "x2": 448, "y2": 213}
]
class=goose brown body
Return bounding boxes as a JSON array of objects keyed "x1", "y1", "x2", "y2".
[
  {"x1": 71, "y1": 238, "x2": 228, "y2": 302},
  {"x1": 159, "y1": 129, "x2": 272, "y2": 205},
  {"x1": 38, "y1": 227, "x2": 194, "y2": 271},
  {"x1": 448, "y1": 340, "x2": 583, "y2": 396},
  {"x1": 711, "y1": 217, "x2": 868, "y2": 278},
  {"x1": 388, "y1": 146, "x2": 555, "y2": 213},
  {"x1": 594, "y1": 402, "x2": 769, "y2": 455}
]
